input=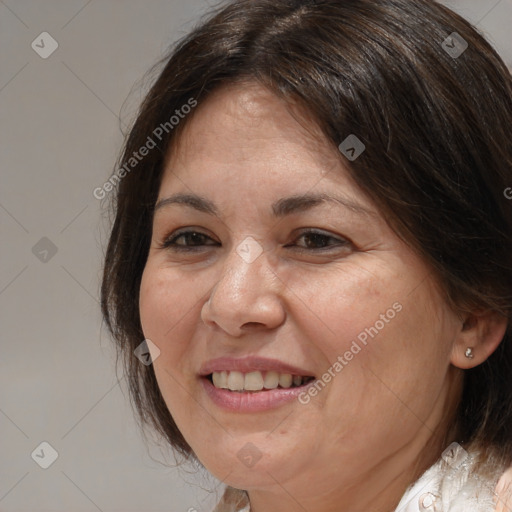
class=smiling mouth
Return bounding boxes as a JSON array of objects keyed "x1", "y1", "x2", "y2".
[{"x1": 206, "y1": 370, "x2": 315, "y2": 393}]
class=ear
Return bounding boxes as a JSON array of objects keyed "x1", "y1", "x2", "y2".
[{"x1": 450, "y1": 309, "x2": 508, "y2": 369}]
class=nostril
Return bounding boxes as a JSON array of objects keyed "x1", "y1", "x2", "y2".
[{"x1": 241, "y1": 322, "x2": 265, "y2": 330}]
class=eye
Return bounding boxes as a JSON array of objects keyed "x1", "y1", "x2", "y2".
[
  {"x1": 289, "y1": 229, "x2": 351, "y2": 251},
  {"x1": 160, "y1": 229, "x2": 218, "y2": 251},
  {"x1": 159, "y1": 228, "x2": 351, "y2": 253}
]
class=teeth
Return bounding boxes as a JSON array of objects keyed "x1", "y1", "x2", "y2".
[
  {"x1": 245, "y1": 371, "x2": 264, "y2": 391},
  {"x1": 210, "y1": 370, "x2": 309, "y2": 391},
  {"x1": 227, "y1": 371, "x2": 245, "y2": 391},
  {"x1": 212, "y1": 370, "x2": 228, "y2": 389},
  {"x1": 279, "y1": 374, "x2": 293, "y2": 388},
  {"x1": 264, "y1": 371, "x2": 279, "y2": 389}
]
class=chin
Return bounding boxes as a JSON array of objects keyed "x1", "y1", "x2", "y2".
[{"x1": 196, "y1": 437, "x2": 311, "y2": 490}]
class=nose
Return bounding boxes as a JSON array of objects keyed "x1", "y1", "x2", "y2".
[{"x1": 200, "y1": 242, "x2": 286, "y2": 336}]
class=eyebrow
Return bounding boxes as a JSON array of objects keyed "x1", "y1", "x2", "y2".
[{"x1": 154, "y1": 192, "x2": 376, "y2": 218}]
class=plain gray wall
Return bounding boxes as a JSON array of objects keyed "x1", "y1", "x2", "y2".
[{"x1": 1, "y1": 1, "x2": 511, "y2": 511}]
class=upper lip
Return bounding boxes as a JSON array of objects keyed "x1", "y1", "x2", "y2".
[{"x1": 199, "y1": 356, "x2": 314, "y2": 377}]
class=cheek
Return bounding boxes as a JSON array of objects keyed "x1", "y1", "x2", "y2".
[
  {"x1": 283, "y1": 260, "x2": 393, "y2": 363},
  {"x1": 324, "y1": 291, "x2": 454, "y2": 451},
  {"x1": 140, "y1": 263, "x2": 200, "y2": 339},
  {"x1": 139, "y1": 263, "x2": 203, "y2": 429},
  {"x1": 289, "y1": 255, "x2": 451, "y2": 368},
  {"x1": 139, "y1": 263, "x2": 202, "y2": 381},
  {"x1": 291, "y1": 259, "x2": 454, "y2": 422}
]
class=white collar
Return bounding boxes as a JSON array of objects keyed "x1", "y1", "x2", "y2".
[{"x1": 395, "y1": 443, "x2": 499, "y2": 512}]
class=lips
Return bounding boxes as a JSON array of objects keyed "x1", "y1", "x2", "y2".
[
  {"x1": 199, "y1": 357, "x2": 316, "y2": 412},
  {"x1": 199, "y1": 356, "x2": 315, "y2": 378}
]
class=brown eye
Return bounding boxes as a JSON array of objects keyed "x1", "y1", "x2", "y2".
[
  {"x1": 161, "y1": 230, "x2": 219, "y2": 251},
  {"x1": 291, "y1": 230, "x2": 350, "y2": 251}
]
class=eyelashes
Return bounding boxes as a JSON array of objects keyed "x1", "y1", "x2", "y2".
[
  {"x1": 159, "y1": 228, "x2": 351, "y2": 253},
  {"x1": 161, "y1": 230, "x2": 217, "y2": 251}
]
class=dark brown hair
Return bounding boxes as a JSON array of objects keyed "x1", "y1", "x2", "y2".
[{"x1": 101, "y1": 0, "x2": 512, "y2": 465}]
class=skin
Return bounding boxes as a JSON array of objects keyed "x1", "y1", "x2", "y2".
[
  {"x1": 139, "y1": 82, "x2": 507, "y2": 512},
  {"x1": 495, "y1": 468, "x2": 512, "y2": 512}
]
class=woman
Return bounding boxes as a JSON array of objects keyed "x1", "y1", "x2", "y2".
[{"x1": 101, "y1": 0, "x2": 512, "y2": 510}]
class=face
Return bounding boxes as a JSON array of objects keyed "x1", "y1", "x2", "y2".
[{"x1": 139, "y1": 82, "x2": 462, "y2": 498}]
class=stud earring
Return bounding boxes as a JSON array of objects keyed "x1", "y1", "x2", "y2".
[{"x1": 465, "y1": 347, "x2": 474, "y2": 359}]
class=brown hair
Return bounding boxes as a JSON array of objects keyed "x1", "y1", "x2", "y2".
[{"x1": 101, "y1": 0, "x2": 512, "y2": 465}]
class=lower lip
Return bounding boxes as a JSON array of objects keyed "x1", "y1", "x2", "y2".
[{"x1": 201, "y1": 377, "x2": 313, "y2": 412}]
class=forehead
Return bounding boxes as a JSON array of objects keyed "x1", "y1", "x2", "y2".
[
  {"x1": 164, "y1": 81, "x2": 341, "y2": 178},
  {"x1": 156, "y1": 81, "x2": 382, "y2": 226}
]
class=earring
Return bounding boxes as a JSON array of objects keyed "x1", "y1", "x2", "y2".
[{"x1": 465, "y1": 347, "x2": 474, "y2": 359}]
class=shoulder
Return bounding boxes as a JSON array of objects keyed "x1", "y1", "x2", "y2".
[{"x1": 395, "y1": 443, "x2": 506, "y2": 512}]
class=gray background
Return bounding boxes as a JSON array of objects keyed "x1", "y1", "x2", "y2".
[{"x1": 1, "y1": 1, "x2": 511, "y2": 511}]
